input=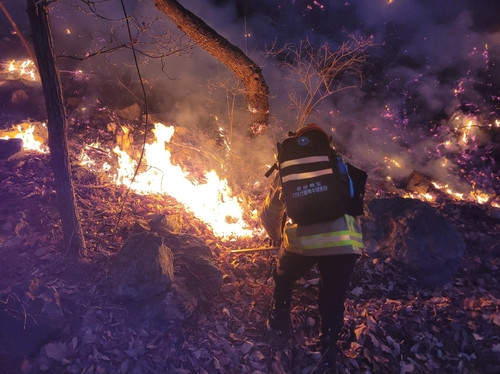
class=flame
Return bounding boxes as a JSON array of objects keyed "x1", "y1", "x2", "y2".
[
  {"x1": 2, "y1": 122, "x2": 255, "y2": 238},
  {"x1": 461, "y1": 120, "x2": 473, "y2": 144},
  {"x1": 403, "y1": 179, "x2": 497, "y2": 207},
  {"x1": 7, "y1": 59, "x2": 37, "y2": 81},
  {"x1": 3, "y1": 121, "x2": 498, "y2": 236},
  {"x1": 110, "y1": 123, "x2": 254, "y2": 237},
  {"x1": 1, "y1": 122, "x2": 48, "y2": 153},
  {"x1": 431, "y1": 182, "x2": 496, "y2": 206},
  {"x1": 403, "y1": 191, "x2": 435, "y2": 202},
  {"x1": 106, "y1": 123, "x2": 255, "y2": 239}
]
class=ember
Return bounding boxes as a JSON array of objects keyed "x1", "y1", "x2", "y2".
[{"x1": 6, "y1": 59, "x2": 37, "y2": 81}]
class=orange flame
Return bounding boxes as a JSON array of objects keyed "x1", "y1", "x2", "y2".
[
  {"x1": 403, "y1": 181, "x2": 497, "y2": 207},
  {"x1": 1, "y1": 122, "x2": 48, "y2": 153},
  {"x1": 109, "y1": 123, "x2": 255, "y2": 238},
  {"x1": 3, "y1": 121, "x2": 498, "y2": 234},
  {"x1": 7, "y1": 59, "x2": 37, "y2": 81},
  {"x1": 2, "y1": 122, "x2": 257, "y2": 239}
]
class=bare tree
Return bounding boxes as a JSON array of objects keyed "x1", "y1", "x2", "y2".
[
  {"x1": 27, "y1": 0, "x2": 86, "y2": 256},
  {"x1": 154, "y1": 0, "x2": 269, "y2": 134},
  {"x1": 268, "y1": 36, "x2": 374, "y2": 127}
]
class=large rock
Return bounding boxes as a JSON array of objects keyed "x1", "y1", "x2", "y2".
[
  {"x1": 110, "y1": 231, "x2": 174, "y2": 301},
  {"x1": 362, "y1": 197, "x2": 466, "y2": 287},
  {"x1": 0, "y1": 138, "x2": 23, "y2": 160},
  {"x1": 164, "y1": 233, "x2": 223, "y2": 299},
  {"x1": 111, "y1": 228, "x2": 223, "y2": 327}
]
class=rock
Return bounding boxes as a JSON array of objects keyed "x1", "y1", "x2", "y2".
[
  {"x1": 362, "y1": 197, "x2": 466, "y2": 287},
  {"x1": 148, "y1": 233, "x2": 223, "y2": 328},
  {"x1": 10, "y1": 89, "x2": 29, "y2": 104},
  {"x1": 109, "y1": 230, "x2": 222, "y2": 327},
  {"x1": 0, "y1": 138, "x2": 23, "y2": 160},
  {"x1": 149, "y1": 213, "x2": 184, "y2": 235},
  {"x1": 404, "y1": 170, "x2": 432, "y2": 194},
  {"x1": 116, "y1": 102, "x2": 141, "y2": 121},
  {"x1": 131, "y1": 219, "x2": 150, "y2": 233},
  {"x1": 110, "y1": 231, "x2": 174, "y2": 301},
  {"x1": 164, "y1": 233, "x2": 223, "y2": 299}
]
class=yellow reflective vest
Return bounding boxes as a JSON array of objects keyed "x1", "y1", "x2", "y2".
[{"x1": 260, "y1": 175, "x2": 364, "y2": 256}]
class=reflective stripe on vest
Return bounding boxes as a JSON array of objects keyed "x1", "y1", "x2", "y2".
[
  {"x1": 298, "y1": 230, "x2": 364, "y2": 250},
  {"x1": 286, "y1": 215, "x2": 364, "y2": 252}
]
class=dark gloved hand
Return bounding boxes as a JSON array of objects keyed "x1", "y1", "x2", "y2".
[{"x1": 267, "y1": 238, "x2": 282, "y2": 248}]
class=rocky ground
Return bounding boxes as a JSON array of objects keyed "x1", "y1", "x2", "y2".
[{"x1": 0, "y1": 132, "x2": 499, "y2": 374}]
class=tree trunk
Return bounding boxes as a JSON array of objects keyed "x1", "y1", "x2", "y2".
[
  {"x1": 27, "y1": 0, "x2": 86, "y2": 255},
  {"x1": 154, "y1": 0, "x2": 269, "y2": 134}
]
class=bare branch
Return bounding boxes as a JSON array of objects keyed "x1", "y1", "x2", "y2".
[
  {"x1": 55, "y1": 1, "x2": 194, "y2": 66},
  {"x1": 268, "y1": 35, "x2": 374, "y2": 126}
]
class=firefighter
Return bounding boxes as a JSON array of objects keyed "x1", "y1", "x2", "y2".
[{"x1": 260, "y1": 124, "x2": 364, "y2": 371}]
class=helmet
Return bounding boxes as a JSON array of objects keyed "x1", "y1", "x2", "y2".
[{"x1": 294, "y1": 123, "x2": 329, "y2": 139}]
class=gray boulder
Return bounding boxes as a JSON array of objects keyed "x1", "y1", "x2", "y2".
[
  {"x1": 0, "y1": 138, "x2": 23, "y2": 160},
  {"x1": 164, "y1": 233, "x2": 223, "y2": 299},
  {"x1": 109, "y1": 228, "x2": 223, "y2": 326},
  {"x1": 110, "y1": 231, "x2": 174, "y2": 301},
  {"x1": 362, "y1": 197, "x2": 466, "y2": 287}
]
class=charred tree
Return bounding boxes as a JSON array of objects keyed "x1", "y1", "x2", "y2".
[
  {"x1": 27, "y1": 0, "x2": 86, "y2": 255},
  {"x1": 154, "y1": 0, "x2": 269, "y2": 134}
]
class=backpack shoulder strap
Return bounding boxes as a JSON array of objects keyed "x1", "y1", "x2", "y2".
[{"x1": 264, "y1": 142, "x2": 281, "y2": 178}]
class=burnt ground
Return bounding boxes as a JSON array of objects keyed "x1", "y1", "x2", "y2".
[{"x1": 0, "y1": 138, "x2": 499, "y2": 374}]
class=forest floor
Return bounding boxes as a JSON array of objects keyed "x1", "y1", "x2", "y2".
[{"x1": 0, "y1": 133, "x2": 499, "y2": 373}]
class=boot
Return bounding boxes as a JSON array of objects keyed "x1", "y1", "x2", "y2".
[
  {"x1": 266, "y1": 299, "x2": 291, "y2": 334},
  {"x1": 318, "y1": 329, "x2": 339, "y2": 372}
]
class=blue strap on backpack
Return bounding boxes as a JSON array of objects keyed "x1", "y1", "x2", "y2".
[{"x1": 337, "y1": 156, "x2": 355, "y2": 198}]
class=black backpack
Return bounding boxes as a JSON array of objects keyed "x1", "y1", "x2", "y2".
[{"x1": 266, "y1": 129, "x2": 367, "y2": 225}]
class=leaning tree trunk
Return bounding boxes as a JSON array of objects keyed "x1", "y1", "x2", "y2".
[
  {"x1": 154, "y1": 0, "x2": 269, "y2": 134},
  {"x1": 27, "y1": 0, "x2": 86, "y2": 255}
]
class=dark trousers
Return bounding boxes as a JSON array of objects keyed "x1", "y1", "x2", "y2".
[{"x1": 273, "y1": 251, "x2": 359, "y2": 339}]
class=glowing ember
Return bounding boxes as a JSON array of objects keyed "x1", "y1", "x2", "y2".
[
  {"x1": 384, "y1": 156, "x2": 402, "y2": 169},
  {"x1": 404, "y1": 191, "x2": 435, "y2": 202},
  {"x1": 6, "y1": 59, "x2": 37, "y2": 81}
]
